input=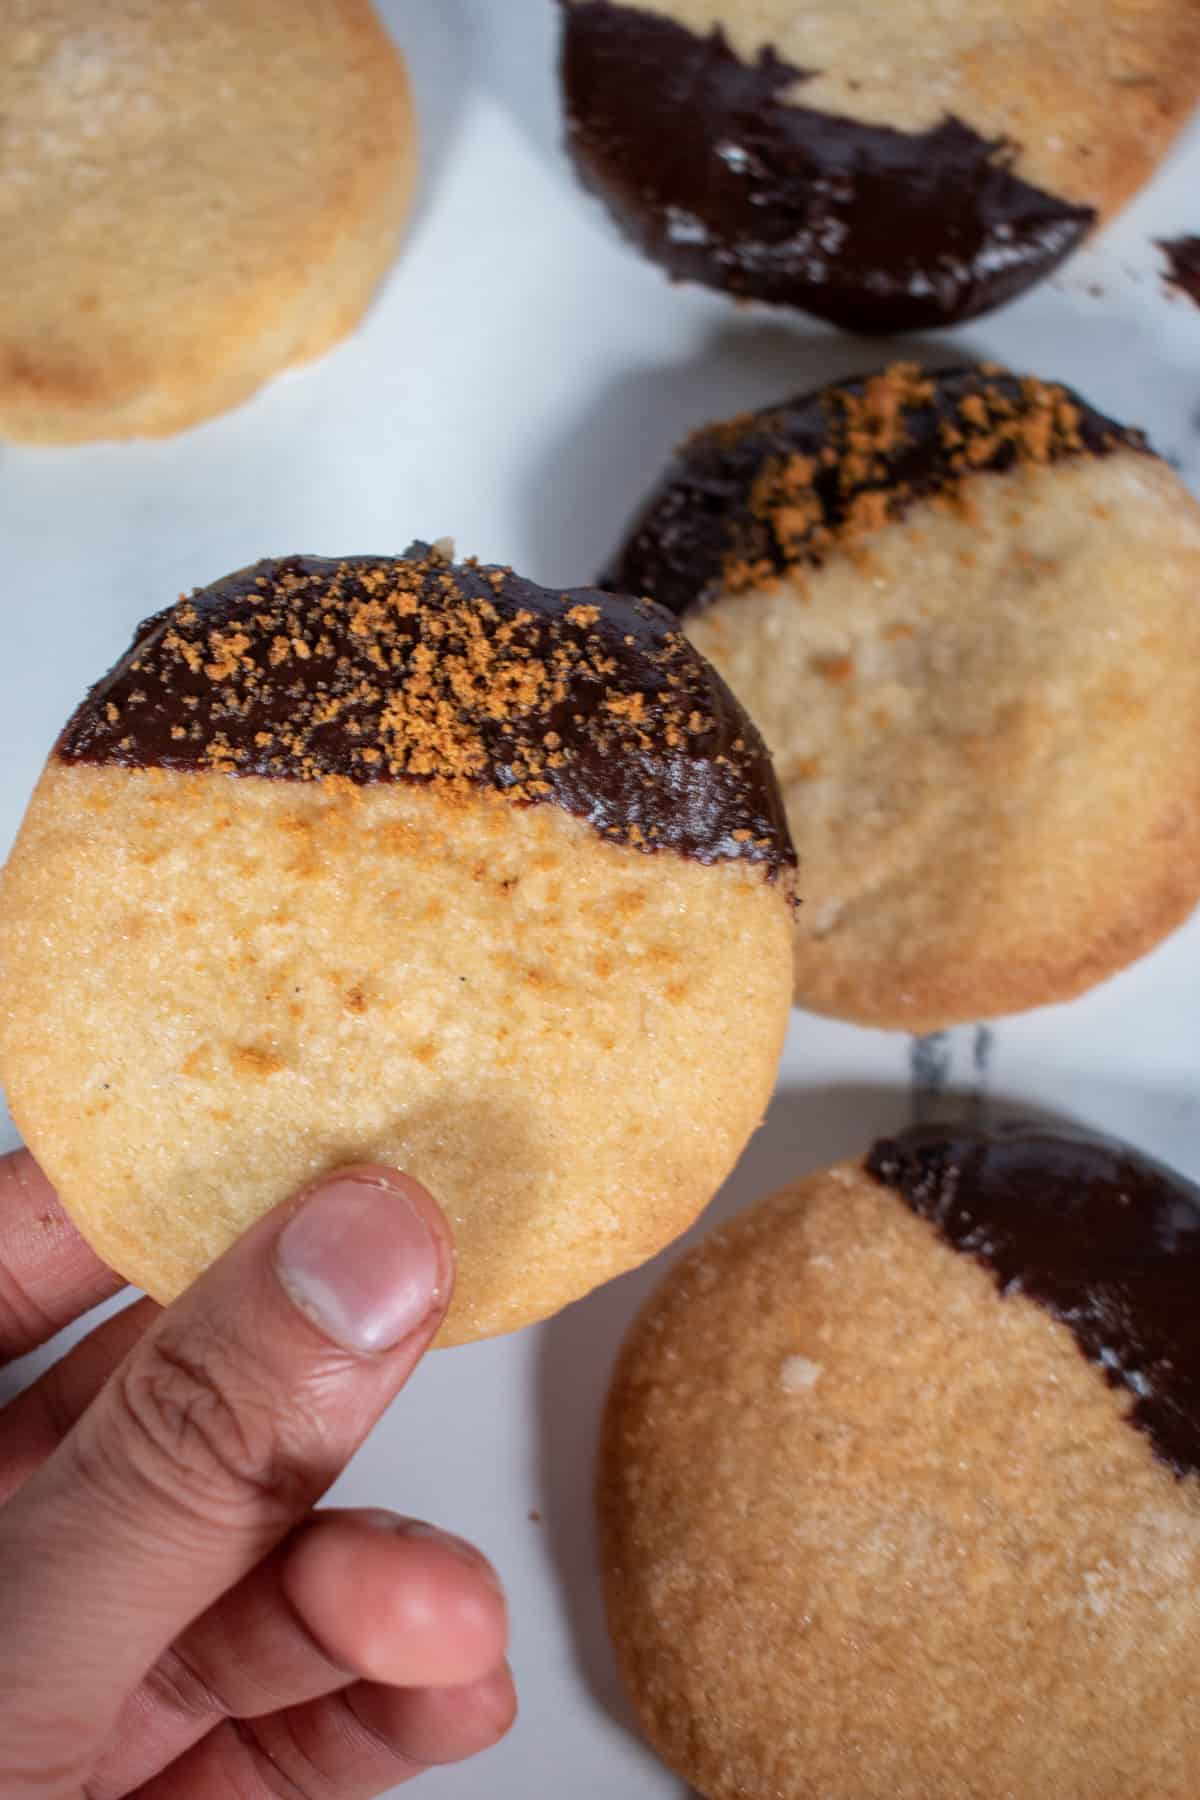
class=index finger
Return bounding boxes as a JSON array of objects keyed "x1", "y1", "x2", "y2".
[{"x1": 0, "y1": 1148, "x2": 122, "y2": 1365}]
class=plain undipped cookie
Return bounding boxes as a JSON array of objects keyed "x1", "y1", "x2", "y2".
[
  {"x1": 600, "y1": 1124, "x2": 1200, "y2": 1800},
  {"x1": 0, "y1": 0, "x2": 417, "y2": 443},
  {"x1": 607, "y1": 364, "x2": 1200, "y2": 1030},
  {"x1": 561, "y1": 0, "x2": 1200, "y2": 330},
  {"x1": 0, "y1": 547, "x2": 796, "y2": 1345}
]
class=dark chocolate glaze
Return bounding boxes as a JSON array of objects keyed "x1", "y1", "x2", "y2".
[
  {"x1": 561, "y1": 1, "x2": 1095, "y2": 333},
  {"x1": 1160, "y1": 236, "x2": 1200, "y2": 307},
  {"x1": 867, "y1": 1122, "x2": 1200, "y2": 1479},
  {"x1": 57, "y1": 548, "x2": 796, "y2": 880},
  {"x1": 604, "y1": 366, "x2": 1149, "y2": 618}
]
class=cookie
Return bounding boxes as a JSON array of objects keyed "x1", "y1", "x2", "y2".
[
  {"x1": 606, "y1": 364, "x2": 1200, "y2": 1030},
  {"x1": 560, "y1": 0, "x2": 1200, "y2": 331},
  {"x1": 0, "y1": 1, "x2": 417, "y2": 443},
  {"x1": 599, "y1": 1123, "x2": 1200, "y2": 1800},
  {"x1": 0, "y1": 547, "x2": 796, "y2": 1346}
]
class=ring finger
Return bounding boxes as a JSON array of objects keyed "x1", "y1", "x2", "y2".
[
  {"x1": 86, "y1": 1507, "x2": 509, "y2": 1798},
  {"x1": 138, "y1": 1662, "x2": 518, "y2": 1799}
]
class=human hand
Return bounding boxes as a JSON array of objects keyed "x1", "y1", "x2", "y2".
[{"x1": 0, "y1": 1151, "x2": 514, "y2": 1797}]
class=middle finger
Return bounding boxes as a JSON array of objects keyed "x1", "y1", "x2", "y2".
[{"x1": 85, "y1": 1507, "x2": 509, "y2": 1799}]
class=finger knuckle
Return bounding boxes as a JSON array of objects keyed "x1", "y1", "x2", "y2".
[
  {"x1": 232, "y1": 1718, "x2": 329, "y2": 1800},
  {"x1": 97, "y1": 1327, "x2": 312, "y2": 1528},
  {"x1": 0, "y1": 1251, "x2": 53, "y2": 1357},
  {"x1": 144, "y1": 1640, "x2": 232, "y2": 1728}
]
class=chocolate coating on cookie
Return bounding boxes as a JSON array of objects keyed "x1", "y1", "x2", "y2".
[
  {"x1": 561, "y1": 1, "x2": 1094, "y2": 331},
  {"x1": 867, "y1": 1122, "x2": 1200, "y2": 1478},
  {"x1": 606, "y1": 365, "x2": 1149, "y2": 617},
  {"x1": 57, "y1": 546, "x2": 795, "y2": 877}
]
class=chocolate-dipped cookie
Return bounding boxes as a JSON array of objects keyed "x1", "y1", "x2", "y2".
[
  {"x1": 600, "y1": 1123, "x2": 1200, "y2": 1800},
  {"x1": 607, "y1": 364, "x2": 1200, "y2": 1030},
  {"x1": 0, "y1": 546, "x2": 796, "y2": 1345},
  {"x1": 560, "y1": 0, "x2": 1200, "y2": 331},
  {"x1": 0, "y1": 0, "x2": 417, "y2": 443}
]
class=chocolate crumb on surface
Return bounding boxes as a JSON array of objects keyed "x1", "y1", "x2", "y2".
[
  {"x1": 58, "y1": 544, "x2": 796, "y2": 879},
  {"x1": 867, "y1": 1122, "x2": 1200, "y2": 1479},
  {"x1": 605, "y1": 364, "x2": 1150, "y2": 617},
  {"x1": 1159, "y1": 236, "x2": 1200, "y2": 306},
  {"x1": 561, "y1": 0, "x2": 1094, "y2": 333}
]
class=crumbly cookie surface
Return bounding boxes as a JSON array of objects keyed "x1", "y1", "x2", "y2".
[
  {"x1": 0, "y1": 550, "x2": 795, "y2": 1340},
  {"x1": 583, "y1": 0, "x2": 1200, "y2": 206},
  {"x1": 610, "y1": 368, "x2": 1200, "y2": 1028},
  {"x1": 0, "y1": 0, "x2": 417, "y2": 442},
  {"x1": 600, "y1": 1145, "x2": 1200, "y2": 1798}
]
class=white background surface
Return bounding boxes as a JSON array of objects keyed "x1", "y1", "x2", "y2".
[{"x1": 1, "y1": 4, "x2": 1199, "y2": 1794}]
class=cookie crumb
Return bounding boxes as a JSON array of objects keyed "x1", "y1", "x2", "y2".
[{"x1": 1158, "y1": 235, "x2": 1200, "y2": 306}]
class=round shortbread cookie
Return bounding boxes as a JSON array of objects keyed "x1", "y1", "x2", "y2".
[
  {"x1": 606, "y1": 364, "x2": 1200, "y2": 1030},
  {"x1": 0, "y1": 0, "x2": 417, "y2": 443},
  {"x1": 560, "y1": 0, "x2": 1200, "y2": 330},
  {"x1": 600, "y1": 1123, "x2": 1200, "y2": 1800},
  {"x1": 0, "y1": 547, "x2": 796, "y2": 1345}
]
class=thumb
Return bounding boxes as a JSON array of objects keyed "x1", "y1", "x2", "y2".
[{"x1": 0, "y1": 1165, "x2": 453, "y2": 1788}]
